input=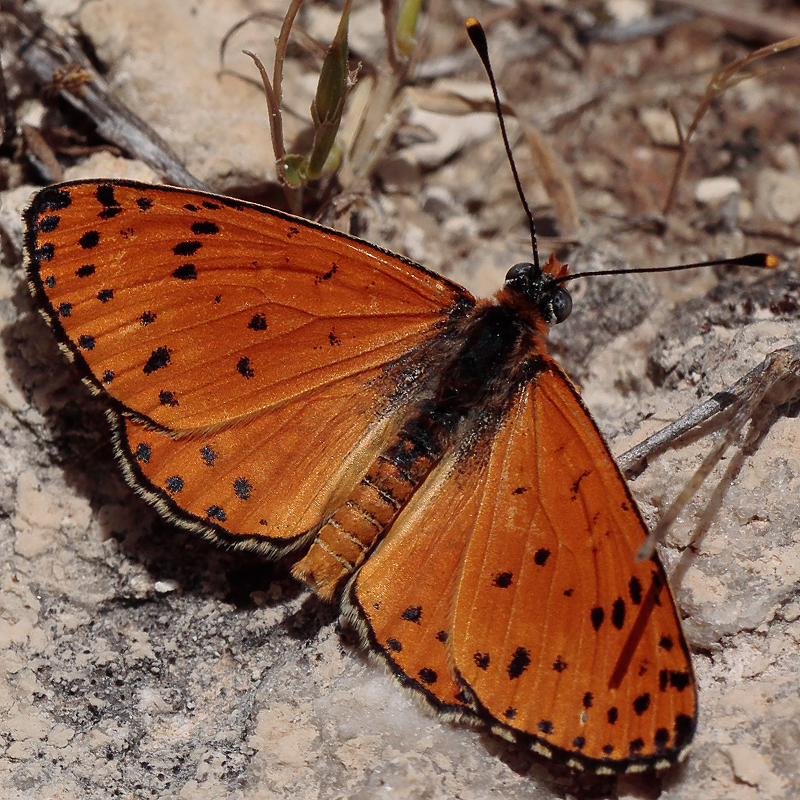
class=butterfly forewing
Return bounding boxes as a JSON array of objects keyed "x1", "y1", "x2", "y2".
[
  {"x1": 25, "y1": 180, "x2": 470, "y2": 430},
  {"x1": 25, "y1": 179, "x2": 473, "y2": 552},
  {"x1": 453, "y1": 364, "x2": 696, "y2": 769}
]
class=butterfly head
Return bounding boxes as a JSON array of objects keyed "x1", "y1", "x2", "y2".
[{"x1": 503, "y1": 255, "x2": 572, "y2": 325}]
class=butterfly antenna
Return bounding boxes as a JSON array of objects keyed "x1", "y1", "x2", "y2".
[
  {"x1": 466, "y1": 18, "x2": 540, "y2": 272},
  {"x1": 559, "y1": 252, "x2": 779, "y2": 283}
]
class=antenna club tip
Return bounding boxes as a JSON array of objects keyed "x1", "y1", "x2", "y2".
[
  {"x1": 736, "y1": 252, "x2": 779, "y2": 269},
  {"x1": 465, "y1": 17, "x2": 486, "y2": 51}
]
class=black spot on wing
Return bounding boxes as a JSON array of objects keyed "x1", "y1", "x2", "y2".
[
  {"x1": 143, "y1": 347, "x2": 171, "y2": 374},
  {"x1": 191, "y1": 221, "x2": 219, "y2": 235},
  {"x1": 315, "y1": 263, "x2": 338, "y2": 283},
  {"x1": 96, "y1": 185, "x2": 122, "y2": 219},
  {"x1": 165, "y1": 476, "x2": 184, "y2": 493},
  {"x1": 96, "y1": 184, "x2": 117, "y2": 207},
  {"x1": 76, "y1": 264, "x2": 95, "y2": 277},
  {"x1": 493, "y1": 572, "x2": 513, "y2": 588},
  {"x1": 38, "y1": 216, "x2": 60, "y2": 233},
  {"x1": 401, "y1": 606, "x2": 422, "y2": 623},
  {"x1": 670, "y1": 671, "x2": 691, "y2": 691},
  {"x1": 570, "y1": 469, "x2": 591, "y2": 498},
  {"x1": 200, "y1": 445, "x2": 217, "y2": 466},
  {"x1": 633, "y1": 694, "x2": 650, "y2": 715},
  {"x1": 237, "y1": 357, "x2": 255, "y2": 379},
  {"x1": 507, "y1": 647, "x2": 530, "y2": 679},
  {"x1": 418, "y1": 668, "x2": 437, "y2": 684},
  {"x1": 233, "y1": 478, "x2": 251, "y2": 500},
  {"x1": 173, "y1": 264, "x2": 196, "y2": 280},
  {"x1": 248, "y1": 314, "x2": 267, "y2": 331},
  {"x1": 629, "y1": 576, "x2": 643, "y2": 605},
  {"x1": 36, "y1": 243, "x2": 54, "y2": 261},
  {"x1": 79, "y1": 231, "x2": 99, "y2": 249},
  {"x1": 612, "y1": 598, "x2": 625, "y2": 629},
  {"x1": 173, "y1": 241, "x2": 201, "y2": 256},
  {"x1": 38, "y1": 187, "x2": 71, "y2": 211}
]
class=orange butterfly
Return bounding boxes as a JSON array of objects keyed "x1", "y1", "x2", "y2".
[{"x1": 24, "y1": 177, "x2": 696, "y2": 774}]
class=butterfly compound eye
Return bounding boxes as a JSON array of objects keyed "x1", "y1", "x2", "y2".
[
  {"x1": 549, "y1": 285, "x2": 572, "y2": 323},
  {"x1": 504, "y1": 261, "x2": 540, "y2": 299},
  {"x1": 503, "y1": 262, "x2": 572, "y2": 324}
]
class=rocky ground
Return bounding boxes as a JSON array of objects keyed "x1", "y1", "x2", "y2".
[{"x1": 1, "y1": 1, "x2": 800, "y2": 798}]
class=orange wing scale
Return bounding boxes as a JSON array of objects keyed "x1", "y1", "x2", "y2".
[
  {"x1": 348, "y1": 360, "x2": 695, "y2": 771},
  {"x1": 24, "y1": 178, "x2": 697, "y2": 775},
  {"x1": 342, "y1": 442, "x2": 492, "y2": 716}
]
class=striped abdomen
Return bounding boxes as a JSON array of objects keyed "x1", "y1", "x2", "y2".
[{"x1": 292, "y1": 409, "x2": 453, "y2": 599}]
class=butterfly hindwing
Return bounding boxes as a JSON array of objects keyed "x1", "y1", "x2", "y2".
[
  {"x1": 348, "y1": 357, "x2": 696, "y2": 772},
  {"x1": 343, "y1": 439, "x2": 491, "y2": 717},
  {"x1": 111, "y1": 368, "x2": 411, "y2": 552}
]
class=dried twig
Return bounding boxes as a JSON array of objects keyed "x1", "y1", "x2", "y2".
[
  {"x1": 617, "y1": 346, "x2": 800, "y2": 561},
  {"x1": 663, "y1": 34, "x2": 800, "y2": 215},
  {"x1": 5, "y1": 0, "x2": 207, "y2": 190},
  {"x1": 659, "y1": 0, "x2": 800, "y2": 44}
]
